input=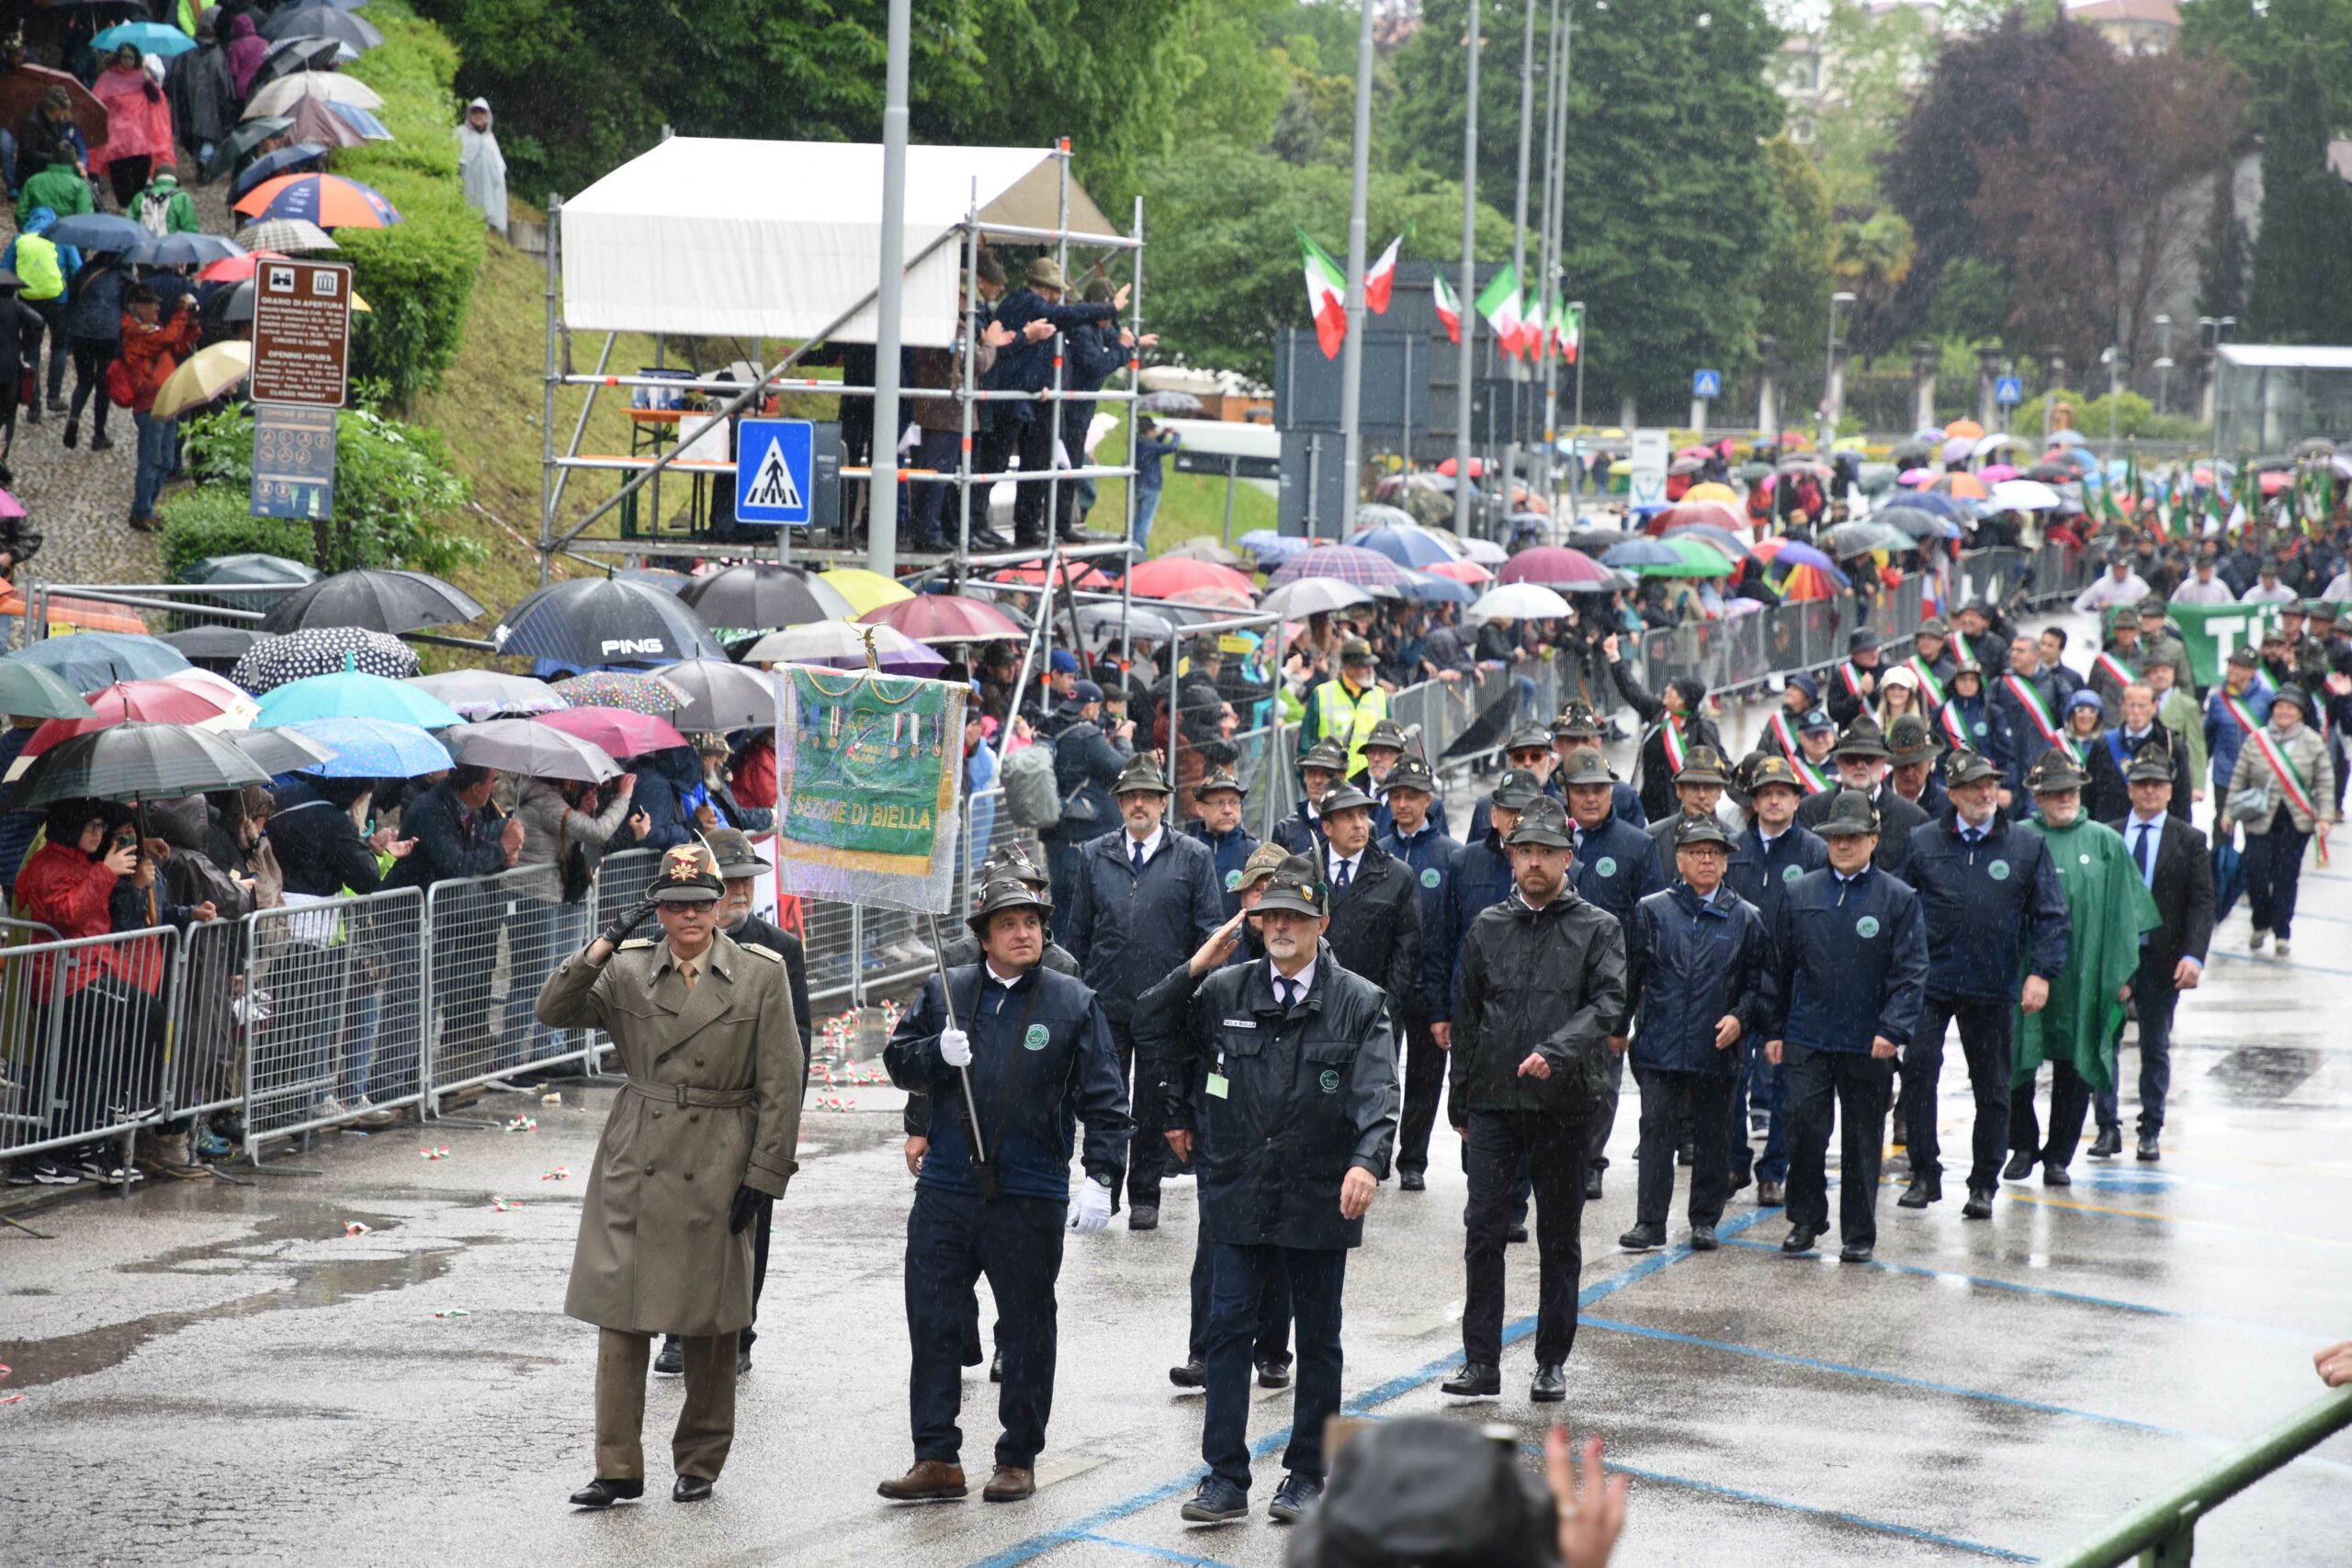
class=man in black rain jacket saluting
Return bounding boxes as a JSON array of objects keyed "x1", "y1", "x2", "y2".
[{"x1": 1142, "y1": 857, "x2": 1399, "y2": 1528}]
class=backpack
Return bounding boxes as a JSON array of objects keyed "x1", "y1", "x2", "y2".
[
  {"x1": 134, "y1": 186, "x2": 177, "y2": 238},
  {"x1": 999, "y1": 742, "x2": 1062, "y2": 829}
]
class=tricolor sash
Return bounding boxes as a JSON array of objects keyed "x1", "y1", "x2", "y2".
[
  {"x1": 2003, "y1": 673, "x2": 2063, "y2": 752},
  {"x1": 1838, "y1": 661, "x2": 1870, "y2": 701},
  {"x1": 1768, "y1": 711, "x2": 1830, "y2": 794},
  {"x1": 1662, "y1": 712, "x2": 1688, "y2": 773},
  {"x1": 2221, "y1": 692, "x2": 2265, "y2": 739},
  {"x1": 2092, "y1": 649, "x2": 2136, "y2": 689},
  {"x1": 1938, "y1": 699, "x2": 1973, "y2": 751},
  {"x1": 2243, "y1": 725, "x2": 2321, "y2": 821},
  {"x1": 1905, "y1": 656, "x2": 1948, "y2": 707}
]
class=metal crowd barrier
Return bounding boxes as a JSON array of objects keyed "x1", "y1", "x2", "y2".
[
  {"x1": 168, "y1": 914, "x2": 247, "y2": 1126},
  {"x1": 423, "y1": 863, "x2": 597, "y2": 1106},
  {"x1": 0, "y1": 926, "x2": 183, "y2": 1170},
  {"x1": 240, "y1": 888, "x2": 426, "y2": 1157}
]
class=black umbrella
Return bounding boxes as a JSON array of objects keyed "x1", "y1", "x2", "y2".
[
  {"x1": 1136, "y1": 390, "x2": 1202, "y2": 415},
  {"x1": 9, "y1": 723, "x2": 267, "y2": 809},
  {"x1": 206, "y1": 117, "x2": 298, "y2": 181},
  {"x1": 495, "y1": 579, "x2": 725, "y2": 668},
  {"x1": 260, "y1": 5, "x2": 384, "y2": 49},
  {"x1": 1889, "y1": 441, "x2": 1934, "y2": 468},
  {"x1": 221, "y1": 725, "x2": 340, "y2": 776},
  {"x1": 230, "y1": 626, "x2": 420, "y2": 694},
  {"x1": 677, "y1": 562, "x2": 854, "y2": 630},
  {"x1": 160, "y1": 626, "x2": 270, "y2": 667},
  {"x1": 256, "y1": 568, "x2": 485, "y2": 635}
]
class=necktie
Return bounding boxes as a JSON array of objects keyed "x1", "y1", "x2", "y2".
[
  {"x1": 677, "y1": 956, "x2": 697, "y2": 992},
  {"x1": 2134, "y1": 822, "x2": 2153, "y2": 881},
  {"x1": 1276, "y1": 977, "x2": 1295, "y2": 1010},
  {"x1": 1333, "y1": 858, "x2": 1351, "y2": 892},
  {"x1": 1130, "y1": 837, "x2": 1145, "y2": 874}
]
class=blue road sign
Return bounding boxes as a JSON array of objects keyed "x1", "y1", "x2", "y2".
[
  {"x1": 251, "y1": 403, "x2": 336, "y2": 520},
  {"x1": 736, "y1": 418, "x2": 814, "y2": 525},
  {"x1": 1691, "y1": 368, "x2": 1722, "y2": 400},
  {"x1": 1995, "y1": 376, "x2": 2024, "y2": 407}
]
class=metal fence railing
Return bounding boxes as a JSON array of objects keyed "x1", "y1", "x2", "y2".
[
  {"x1": 423, "y1": 865, "x2": 596, "y2": 1105},
  {"x1": 241, "y1": 889, "x2": 427, "y2": 1157},
  {"x1": 0, "y1": 927, "x2": 182, "y2": 1177}
]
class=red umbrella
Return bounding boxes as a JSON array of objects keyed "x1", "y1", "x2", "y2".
[
  {"x1": 1644, "y1": 501, "x2": 1746, "y2": 536},
  {"x1": 1125, "y1": 558, "x2": 1257, "y2": 600},
  {"x1": 0, "y1": 64, "x2": 107, "y2": 147},
  {"x1": 198, "y1": 248, "x2": 289, "y2": 284},
  {"x1": 1423, "y1": 558, "x2": 1493, "y2": 585},
  {"x1": 19, "y1": 679, "x2": 242, "y2": 761},
  {"x1": 534, "y1": 706, "x2": 687, "y2": 759},
  {"x1": 861, "y1": 594, "x2": 1023, "y2": 643},
  {"x1": 1435, "y1": 456, "x2": 1486, "y2": 478},
  {"x1": 1497, "y1": 546, "x2": 1612, "y2": 590},
  {"x1": 989, "y1": 561, "x2": 1109, "y2": 589}
]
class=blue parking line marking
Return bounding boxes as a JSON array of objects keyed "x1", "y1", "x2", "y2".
[
  {"x1": 2208, "y1": 947, "x2": 2352, "y2": 978},
  {"x1": 1598, "y1": 1461, "x2": 2035, "y2": 1561},
  {"x1": 1078, "y1": 1534, "x2": 1243, "y2": 1567}
]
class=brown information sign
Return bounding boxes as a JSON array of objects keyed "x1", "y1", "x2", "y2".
[{"x1": 249, "y1": 258, "x2": 352, "y2": 408}]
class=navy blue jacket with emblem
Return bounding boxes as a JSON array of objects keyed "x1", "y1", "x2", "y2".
[
  {"x1": 1270, "y1": 800, "x2": 1326, "y2": 858},
  {"x1": 1766, "y1": 863, "x2": 1928, "y2": 1055},
  {"x1": 1381, "y1": 818, "x2": 1467, "y2": 1022},
  {"x1": 1464, "y1": 776, "x2": 1640, "y2": 843},
  {"x1": 885, "y1": 963, "x2": 1132, "y2": 1202},
  {"x1": 1903, "y1": 805, "x2": 2071, "y2": 1002},
  {"x1": 1141, "y1": 943, "x2": 1398, "y2": 1250},
  {"x1": 1189, "y1": 819, "x2": 1261, "y2": 915},
  {"x1": 1623, "y1": 883, "x2": 1774, "y2": 1074},
  {"x1": 1725, "y1": 821, "x2": 1828, "y2": 929},
  {"x1": 1064, "y1": 828, "x2": 1227, "y2": 1023},
  {"x1": 1570, "y1": 813, "x2": 1665, "y2": 930}
]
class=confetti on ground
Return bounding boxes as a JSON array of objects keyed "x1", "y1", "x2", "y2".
[
  {"x1": 433, "y1": 1309, "x2": 471, "y2": 1319},
  {"x1": 492, "y1": 1198, "x2": 520, "y2": 1213},
  {"x1": 541, "y1": 1093, "x2": 563, "y2": 1107},
  {"x1": 0, "y1": 1394, "x2": 20, "y2": 1406},
  {"x1": 419, "y1": 1146, "x2": 450, "y2": 1160},
  {"x1": 501, "y1": 1117, "x2": 537, "y2": 1134},
  {"x1": 541, "y1": 1167, "x2": 571, "y2": 1181},
  {"x1": 343, "y1": 1222, "x2": 370, "y2": 1235}
]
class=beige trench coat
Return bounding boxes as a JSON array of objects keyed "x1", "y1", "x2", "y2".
[{"x1": 537, "y1": 931, "x2": 804, "y2": 1336}]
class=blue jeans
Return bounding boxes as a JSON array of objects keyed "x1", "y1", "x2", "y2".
[
  {"x1": 131, "y1": 410, "x2": 176, "y2": 520},
  {"x1": 1203, "y1": 1242, "x2": 1346, "y2": 1487},
  {"x1": 905, "y1": 1186, "x2": 1066, "y2": 1470},
  {"x1": 2098, "y1": 964, "x2": 2177, "y2": 1135},
  {"x1": 1132, "y1": 485, "x2": 1162, "y2": 557},
  {"x1": 499, "y1": 898, "x2": 582, "y2": 1066},
  {"x1": 1729, "y1": 1036, "x2": 1789, "y2": 1183}
]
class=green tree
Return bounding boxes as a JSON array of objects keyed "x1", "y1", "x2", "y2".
[
  {"x1": 2194, "y1": 164, "x2": 2247, "y2": 327},
  {"x1": 2179, "y1": 0, "x2": 2352, "y2": 128},
  {"x1": 1388, "y1": 0, "x2": 1785, "y2": 414},
  {"x1": 2245, "y1": 51, "x2": 2352, "y2": 344},
  {"x1": 1755, "y1": 133, "x2": 1833, "y2": 375},
  {"x1": 1924, "y1": 256, "x2": 2010, "y2": 343},
  {"x1": 1804, "y1": 0, "x2": 1939, "y2": 209}
]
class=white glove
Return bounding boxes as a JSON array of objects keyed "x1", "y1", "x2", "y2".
[
  {"x1": 939, "y1": 1026, "x2": 973, "y2": 1068},
  {"x1": 1069, "y1": 1178, "x2": 1114, "y2": 1235}
]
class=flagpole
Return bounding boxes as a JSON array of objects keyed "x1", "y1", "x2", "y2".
[
  {"x1": 1499, "y1": 0, "x2": 1535, "y2": 530},
  {"x1": 1535, "y1": 0, "x2": 1563, "y2": 510},
  {"x1": 1455, "y1": 0, "x2": 1482, "y2": 538},
  {"x1": 1338, "y1": 0, "x2": 1377, "y2": 531}
]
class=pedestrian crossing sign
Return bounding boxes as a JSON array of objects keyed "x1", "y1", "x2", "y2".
[
  {"x1": 737, "y1": 418, "x2": 814, "y2": 525},
  {"x1": 1995, "y1": 377, "x2": 2023, "y2": 407}
]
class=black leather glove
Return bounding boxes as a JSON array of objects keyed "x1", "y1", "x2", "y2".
[
  {"x1": 597, "y1": 898, "x2": 658, "y2": 951},
  {"x1": 729, "y1": 1184, "x2": 766, "y2": 1235}
]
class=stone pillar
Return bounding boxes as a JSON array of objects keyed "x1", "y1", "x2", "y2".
[
  {"x1": 1911, "y1": 341, "x2": 1938, "y2": 433},
  {"x1": 1754, "y1": 336, "x2": 1778, "y2": 440},
  {"x1": 1976, "y1": 347, "x2": 2003, "y2": 432}
]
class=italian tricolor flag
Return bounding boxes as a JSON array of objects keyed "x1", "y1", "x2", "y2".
[
  {"x1": 1299, "y1": 229, "x2": 1348, "y2": 359},
  {"x1": 1555, "y1": 299, "x2": 1580, "y2": 364},
  {"x1": 1433, "y1": 273, "x2": 1462, "y2": 344},
  {"x1": 1365, "y1": 231, "x2": 1403, "y2": 314},
  {"x1": 1476, "y1": 264, "x2": 1523, "y2": 358}
]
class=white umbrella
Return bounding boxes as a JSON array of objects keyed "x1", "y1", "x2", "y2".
[
  {"x1": 446, "y1": 718, "x2": 620, "y2": 784},
  {"x1": 738, "y1": 620, "x2": 942, "y2": 670},
  {"x1": 1971, "y1": 432, "x2": 2019, "y2": 459},
  {"x1": 243, "y1": 70, "x2": 386, "y2": 118},
  {"x1": 1467, "y1": 582, "x2": 1572, "y2": 622},
  {"x1": 1074, "y1": 603, "x2": 1178, "y2": 642},
  {"x1": 1259, "y1": 579, "x2": 1374, "y2": 619},
  {"x1": 406, "y1": 670, "x2": 569, "y2": 719},
  {"x1": 1459, "y1": 536, "x2": 1510, "y2": 565},
  {"x1": 1989, "y1": 479, "x2": 2063, "y2": 512}
]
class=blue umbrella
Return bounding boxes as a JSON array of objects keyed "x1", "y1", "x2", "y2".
[
  {"x1": 1599, "y1": 538, "x2": 1687, "y2": 570},
  {"x1": 44, "y1": 213, "x2": 150, "y2": 253},
  {"x1": 327, "y1": 103, "x2": 393, "y2": 141},
  {"x1": 284, "y1": 716, "x2": 452, "y2": 778},
  {"x1": 254, "y1": 670, "x2": 464, "y2": 728},
  {"x1": 1238, "y1": 530, "x2": 1307, "y2": 569},
  {"x1": 1901, "y1": 491, "x2": 1973, "y2": 520},
  {"x1": 1759, "y1": 540, "x2": 1851, "y2": 585},
  {"x1": 92, "y1": 20, "x2": 196, "y2": 56},
  {"x1": 1396, "y1": 570, "x2": 1476, "y2": 604},
  {"x1": 1, "y1": 633, "x2": 190, "y2": 692},
  {"x1": 232, "y1": 142, "x2": 330, "y2": 200},
  {"x1": 129, "y1": 231, "x2": 244, "y2": 267},
  {"x1": 1348, "y1": 523, "x2": 1459, "y2": 570}
]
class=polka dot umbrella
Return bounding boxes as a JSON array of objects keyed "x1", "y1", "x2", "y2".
[{"x1": 229, "y1": 626, "x2": 418, "y2": 695}]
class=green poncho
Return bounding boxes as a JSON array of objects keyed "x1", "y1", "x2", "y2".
[{"x1": 2014, "y1": 814, "x2": 2159, "y2": 1093}]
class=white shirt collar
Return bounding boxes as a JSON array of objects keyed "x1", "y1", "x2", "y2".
[
  {"x1": 1270, "y1": 957, "x2": 1316, "y2": 1000},
  {"x1": 1329, "y1": 847, "x2": 1361, "y2": 875},
  {"x1": 1126, "y1": 823, "x2": 1165, "y2": 862},
  {"x1": 2128, "y1": 810, "x2": 2166, "y2": 830},
  {"x1": 985, "y1": 962, "x2": 1025, "y2": 987}
]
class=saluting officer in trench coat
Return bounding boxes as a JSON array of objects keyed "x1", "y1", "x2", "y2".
[{"x1": 535, "y1": 842, "x2": 805, "y2": 1509}]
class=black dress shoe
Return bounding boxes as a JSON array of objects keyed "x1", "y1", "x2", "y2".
[
  {"x1": 2088, "y1": 1126, "x2": 2122, "y2": 1159},
  {"x1": 673, "y1": 1474, "x2": 714, "y2": 1503},
  {"x1": 1399, "y1": 1169, "x2": 1426, "y2": 1191},
  {"x1": 1781, "y1": 1224, "x2": 1820, "y2": 1255},
  {"x1": 1676, "y1": 1142, "x2": 1695, "y2": 1167},
  {"x1": 2042, "y1": 1163, "x2": 2072, "y2": 1188},
  {"x1": 1170, "y1": 1357, "x2": 1205, "y2": 1389},
  {"x1": 737, "y1": 1346, "x2": 752, "y2": 1376},
  {"x1": 1689, "y1": 1224, "x2": 1719, "y2": 1251},
  {"x1": 1504, "y1": 1223, "x2": 1529, "y2": 1244},
  {"x1": 1617, "y1": 1223, "x2": 1666, "y2": 1252},
  {"x1": 989, "y1": 1348, "x2": 1004, "y2": 1382},
  {"x1": 1584, "y1": 1169, "x2": 1604, "y2": 1201},
  {"x1": 570, "y1": 1477, "x2": 645, "y2": 1508},
  {"x1": 1181, "y1": 1477, "x2": 1250, "y2": 1522},
  {"x1": 653, "y1": 1337, "x2": 683, "y2": 1377},
  {"x1": 1267, "y1": 1471, "x2": 1322, "y2": 1523},
  {"x1": 1727, "y1": 1168, "x2": 1752, "y2": 1195},
  {"x1": 1256, "y1": 1358, "x2": 1292, "y2": 1390},
  {"x1": 1756, "y1": 1179, "x2": 1785, "y2": 1207},
  {"x1": 2001, "y1": 1149, "x2": 2037, "y2": 1181},
  {"x1": 1531, "y1": 1363, "x2": 1567, "y2": 1403},
  {"x1": 968, "y1": 526, "x2": 1012, "y2": 551},
  {"x1": 1128, "y1": 1204, "x2": 1159, "y2": 1231},
  {"x1": 2136, "y1": 1134, "x2": 2161, "y2": 1162},
  {"x1": 1962, "y1": 1189, "x2": 1995, "y2": 1220},
  {"x1": 1897, "y1": 1174, "x2": 1941, "y2": 1209},
  {"x1": 1838, "y1": 1243, "x2": 1873, "y2": 1264},
  {"x1": 1441, "y1": 1362, "x2": 1501, "y2": 1397}
]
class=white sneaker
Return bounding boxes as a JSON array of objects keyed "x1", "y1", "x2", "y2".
[
  {"x1": 312, "y1": 1095, "x2": 347, "y2": 1119},
  {"x1": 2248, "y1": 930, "x2": 2267, "y2": 952},
  {"x1": 2274, "y1": 939, "x2": 2290, "y2": 957}
]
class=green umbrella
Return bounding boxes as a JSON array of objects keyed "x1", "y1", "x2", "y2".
[
  {"x1": 8, "y1": 722, "x2": 267, "y2": 809},
  {"x1": 0, "y1": 660, "x2": 99, "y2": 721},
  {"x1": 182, "y1": 553, "x2": 321, "y2": 590},
  {"x1": 205, "y1": 116, "x2": 296, "y2": 180},
  {"x1": 1662, "y1": 538, "x2": 1735, "y2": 578}
]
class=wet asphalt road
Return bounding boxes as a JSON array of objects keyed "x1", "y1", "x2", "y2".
[{"x1": 7, "y1": 625, "x2": 2352, "y2": 1567}]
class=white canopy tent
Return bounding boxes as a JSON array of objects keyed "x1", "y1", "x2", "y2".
[{"x1": 558, "y1": 139, "x2": 1123, "y2": 347}]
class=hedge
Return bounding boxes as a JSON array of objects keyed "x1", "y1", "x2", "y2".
[
  {"x1": 334, "y1": 0, "x2": 486, "y2": 407},
  {"x1": 156, "y1": 489, "x2": 316, "y2": 580}
]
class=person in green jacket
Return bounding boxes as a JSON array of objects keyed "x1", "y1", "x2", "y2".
[
  {"x1": 2006, "y1": 750, "x2": 2158, "y2": 1187},
  {"x1": 129, "y1": 169, "x2": 198, "y2": 235},
  {"x1": 16, "y1": 151, "x2": 93, "y2": 230}
]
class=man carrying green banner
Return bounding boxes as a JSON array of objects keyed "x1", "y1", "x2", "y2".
[{"x1": 2004, "y1": 751, "x2": 2158, "y2": 1188}]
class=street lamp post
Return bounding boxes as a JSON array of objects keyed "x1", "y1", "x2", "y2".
[
  {"x1": 1822, "y1": 289, "x2": 1856, "y2": 447},
  {"x1": 2197, "y1": 314, "x2": 2234, "y2": 427},
  {"x1": 1454, "y1": 0, "x2": 1482, "y2": 537},
  {"x1": 2154, "y1": 313, "x2": 2172, "y2": 415},
  {"x1": 1566, "y1": 297, "x2": 1586, "y2": 522}
]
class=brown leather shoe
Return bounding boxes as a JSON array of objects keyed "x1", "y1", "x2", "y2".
[
  {"x1": 982, "y1": 1465, "x2": 1035, "y2": 1502},
  {"x1": 877, "y1": 1461, "x2": 967, "y2": 1502}
]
